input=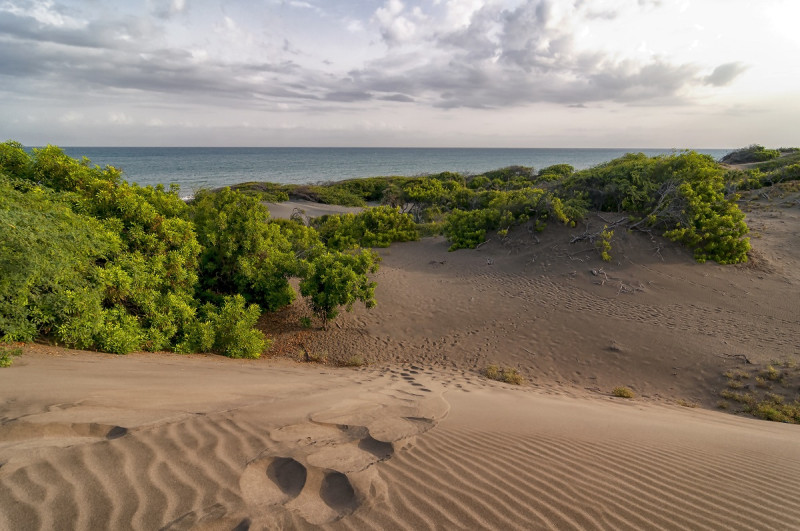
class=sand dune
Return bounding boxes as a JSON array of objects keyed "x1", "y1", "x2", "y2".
[
  {"x1": 1, "y1": 350, "x2": 799, "y2": 530},
  {"x1": 2, "y1": 201, "x2": 799, "y2": 529}
]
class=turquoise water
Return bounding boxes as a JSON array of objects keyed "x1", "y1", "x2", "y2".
[{"x1": 56, "y1": 146, "x2": 732, "y2": 197}]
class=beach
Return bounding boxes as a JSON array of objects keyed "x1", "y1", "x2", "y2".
[{"x1": 1, "y1": 196, "x2": 799, "y2": 529}]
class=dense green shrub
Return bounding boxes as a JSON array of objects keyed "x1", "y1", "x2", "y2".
[
  {"x1": 560, "y1": 153, "x2": 662, "y2": 212},
  {"x1": 721, "y1": 145, "x2": 780, "y2": 164},
  {"x1": 0, "y1": 178, "x2": 119, "y2": 343},
  {"x1": 190, "y1": 188, "x2": 298, "y2": 310},
  {"x1": 314, "y1": 206, "x2": 418, "y2": 250},
  {"x1": 229, "y1": 181, "x2": 292, "y2": 202},
  {"x1": 443, "y1": 209, "x2": 502, "y2": 250},
  {"x1": 559, "y1": 151, "x2": 750, "y2": 264},
  {"x1": 442, "y1": 187, "x2": 572, "y2": 251},
  {"x1": 537, "y1": 164, "x2": 574, "y2": 181},
  {"x1": 656, "y1": 153, "x2": 750, "y2": 264},
  {"x1": 207, "y1": 295, "x2": 269, "y2": 358},
  {"x1": 724, "y1": 150, "x2": 800, "y2": 191},
  {"x1": 0, "y1": 142, "x2": 384, "y2": 357},
  {"x1": 299, "y1": 249, "x2": 378, "y2": 328}
]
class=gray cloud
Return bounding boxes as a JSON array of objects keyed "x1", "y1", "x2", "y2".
[
  {"x1": 0, "y1": 0, "x2": 743, "y2": 119},
  {"x1": 348, "y1": 1, "x2": 703, "y2": 109},
  {"x1": 379, "y1": 93, "x2": 414, "y2": 102},
  {"x1": 704, "y1": 62, "x2": 748, "y2": 87},
  {"x1": 324, "y1": 90, "x2": 372, "y2": 102}
]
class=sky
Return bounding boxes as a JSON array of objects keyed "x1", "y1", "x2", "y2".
[{"x1": 1, "y1": 0, "x2": 799, "y2": 148}]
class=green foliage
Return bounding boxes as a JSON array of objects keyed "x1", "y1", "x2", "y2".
[
  {"x1": 0, "y1": 142, "x2": 384, "y2": 358},
  {"x1": 561, "y1": 152, "x2": 662, "y2": 212},
  {"x1": 442, "y1": 187, "x2": 571, "y2": 251},
  {"x1": 659, "y1": 154, "x2": 750, "y2": 264},
  {"x1": 721, "y1": 145, "x2": 780, "y2": 164},
  {"x1": 443, "y1": 209, "x2": 501, "y2": 251},
  {"x1": 597, "y1": 226, "x2": 614, "y2": 262},
  {"x1": 300, "y1": 249, "x2": 378, "y2": 328},
  {"x1": 208, "y1": 295, "x2": 269, "y2": 358},
  {"x1": 229, "y1": 181, "x2": 292, "y2": 202},
  {"x1": 0, "y1": 178, "x2": 118, "y2": 343},
  {"x1": 724, "y1": 148, "x2": 800, "y2": 191},
  {"x1": 561, "y1": 151, "x2": 750, "y2": 264},
  {"x1": 537, "y1": 164, "x2": 574, "y2": 182},
  {"x1": 176, "y1": 295, "x2": 269, "y2": 358},
  {"x1": 0, "y1": 344, "x2": 22, "y2": 368},
  {"x1": 190, "y1": 188, "x2": 298, "y2": 310},
  {"x1": 747, "y1": 399, "x2": 800, "y2": 424},
  {"x1": 481, "y1": 166, "x2": 534, "y2": 187},
  {"x1": 0, "y1": 141, "x2": 32, "y2": 180},
  {"x1": 314, "y1": 206, "x2": 418, "y2": 250}
]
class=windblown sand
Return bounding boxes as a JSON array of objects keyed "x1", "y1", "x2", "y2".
[{"x1": 1, "y1": 198, "x2": 799, "y2": 530}]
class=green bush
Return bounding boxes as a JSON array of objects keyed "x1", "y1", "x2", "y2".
[
  {"x1": 721, "y1": 145, "x2": 781, "y2": 164},
  {"x1": 300, "y1": 249, "x2": 378, "y2": 328},
  {"x1": 443, "y1": 209, "x2": 501, "y2": 250},
  {"x1": 0, "y1": 344, "x2": 22, "y2": 368},
  {"x1": 659, "y1": 154, "x2": 750, "y2": 264},
  {"x1": 537, "y1": 164, "x2": 574, "y2": 181},
  {"x1": 208, "y1": 295, "x2": 269, "y2": 359},
  {"x1": 0, "y1": 177, "x2": 119, "y2": 343},
  {"x1": 0, "y1": 142, "x2": 386, "y2": 357},
  {"x1": 314, "y1": 206, "x2": 418, "y2": 250},
  {"x1": 190, "y1": 188, "x2": 299, "y2": 310}
]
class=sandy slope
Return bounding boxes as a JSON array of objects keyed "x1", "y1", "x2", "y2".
[
  {"x1": 1, "y1": 350, "x2": 799, "y2": 530},
  {"x1": 1, "y1": 199, "x2": 799, "y2": 529},
  {"x1": 265, "y1": 200, "x2": 365, "y2": 220},
  {"x1": 266, "y1": 206, "x2": 800, "y2": 408}
]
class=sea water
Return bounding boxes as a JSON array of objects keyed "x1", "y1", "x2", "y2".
[{"x1": 54, "y1": 146, "x2": 732, "y2": 198}]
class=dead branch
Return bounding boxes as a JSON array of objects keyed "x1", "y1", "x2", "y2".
[{"x1": 715, "y1": 353, "x2": 753, "y2": 364}]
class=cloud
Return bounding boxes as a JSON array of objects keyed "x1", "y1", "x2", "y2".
[
  {"x1": 374, "y1": 0, "x2": 420, "y2": 45},
  {"x1": 349, "y1": 0, "x2": 704, "y2": 108},
  {"x1": 704, "y1": 62, "x2": 748, "y2": 87},
  {"x1": 379, "y1": 93, "x2": 415, "y2": 102},
  {"x1": 324, "y1": 90, "x2": 372, "y2": 102},
  {"x1": 0, "y1": 0, "x2": 751, "y2": 121}
]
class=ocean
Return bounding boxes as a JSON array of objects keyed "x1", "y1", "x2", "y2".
[{"x1": 55, "y1": 147, "x2": 732, "y2": 198}]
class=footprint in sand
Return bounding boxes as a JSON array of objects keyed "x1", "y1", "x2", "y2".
[{"x1": 238, "y1": 373, "x2": 449, "y2": 525}]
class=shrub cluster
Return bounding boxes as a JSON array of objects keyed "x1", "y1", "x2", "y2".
[
  {"x1": 720, "y1": 144, "x2": 780, "y2": 164},
  {"x1": 240, "y1": 153, "x2": 754, "y2": 265},
  {"x1": 313, "y1": 206, "x2": 418, "y2": 250},
  {"x1": 560, "y1": 151, "x2": 751, "y2": 264},
  {"x1": 0, "y1": 142, "x2": 379, "y2": 358},
  {"x1": 723, "y1": 149, "x2": 800, "y2": 192}
]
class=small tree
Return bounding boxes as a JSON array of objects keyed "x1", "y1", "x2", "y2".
[{"x1": 299, "y1": 249, "x2": 379, "y2": 328}]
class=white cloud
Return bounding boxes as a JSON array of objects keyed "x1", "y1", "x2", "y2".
[
  {"x1": 374, "y1": 0, "x2": 419, "y2": 45},
  {"x1": 171, "y1": 0, "x2": 185, "y2": 14},
  {"x1": 58, "y1": 111, "x2": 83, "y2": 123},
  {"x1": 2, "y1": 0, "x2": 86, "y2": 28},
  {"x1": 109, "y1": 112, "x2": 133, "y2": 124}
]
